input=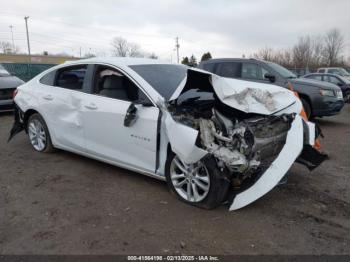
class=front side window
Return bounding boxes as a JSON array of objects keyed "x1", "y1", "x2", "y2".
[
  {"x1": 267, "y1": 62, "x2": 296, "y2": 79},
  {"x1": 93, "y1": 65, "x2": 151, "y2": 104},
  {"x1": 55, "y1": 65, "x2": 87, "y2": 90},
  {"x1": 326, "y1": 76, "x2": 342, "y2": 85},
  {"x1": 242, "y1": 63, "x2": 268, "y2": 80}
]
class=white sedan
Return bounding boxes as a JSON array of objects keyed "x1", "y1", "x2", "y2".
[{"x1": 9, "y1": 57, "x2": 327, "y2": 210}]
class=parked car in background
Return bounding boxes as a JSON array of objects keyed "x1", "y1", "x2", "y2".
[
  {"x1": 303, "y1": 73, "x2": 350, "y2": 103},
  {"x1": 8, "y1": 57, "x2": 326, "y2": 211},
  {"x1": 316, "y1": 67, "x2": 350, "y2": 80},
  {"x1": 0, "y1": 64, "x2": 24, "y2": 112},
  {"x1": 198, "y1": 58, "x2": 344, "y2": 119}
]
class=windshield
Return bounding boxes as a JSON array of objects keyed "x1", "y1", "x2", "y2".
[
  {"x1": 268, "y1": 62, "x2": 297, "y2": 79},
  {"x1": 129, "y1": 64, "x2": 187, "y2": 100},
  {"x1": 339, "y1": 68, "x2": 350, "y2": 76},
  {"x1": 0, "y1": 64, "x2": 10, "y2": 76},
  {"x1": 339, "y1": 75, "x2": 350, "y2": 84}
]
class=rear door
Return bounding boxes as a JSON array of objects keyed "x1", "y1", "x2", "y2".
[
  {"x1": 38, "y1": 64, "x2": 89, "y2": 152},
  {"x1": 215, "y1": 62, "x2": 242, "y2": 78},
  {"x1": 82, "y1": 64, "x2": 159, "y2": 173}
]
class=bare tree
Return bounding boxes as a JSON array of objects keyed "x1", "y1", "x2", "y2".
[
  {"x1": 292, "y1": 36, "x2": 316, "y2": 68},
  {"x1": 252, "y1": 47, "x2": 275, "y2": 61},
  {"x1": 309, "y1": 35, "x2": 324, "y2": 68},
  {"x1": 323, "y1": 28, "x2": 344, "y2": 66},
  {"x1": 111, "y1": 37, "x2": 128, "y2": 57},
  {"x1": 111, "y1": 37, "x2": 142, "y2": 57},
  {"x1": 0, "y1": 41, "x2": 13, "y2": 54}
]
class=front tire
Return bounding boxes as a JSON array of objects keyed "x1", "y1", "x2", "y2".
[
  {"x1": 344, "y1": 91, "x2": 350, "y2": 103},
  {"x1": 27, "y1": 113, "x2": 54, "y2": 153},
  {"x1": 165, "y1": 151, "x2": 230, "y2": 209}
]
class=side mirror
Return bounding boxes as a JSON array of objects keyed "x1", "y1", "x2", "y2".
[
  {"x1": 337, "y1": 82, "x2": 344, "y2": 87},
  {"x1": 124, "y1": 103, "x2": 138, "y2": 127},
  {"x1": 264, "y1": 73, "x2": 276, "y2": 83}
]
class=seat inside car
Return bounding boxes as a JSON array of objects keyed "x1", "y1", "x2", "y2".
[{"x1": 99, "y1": 75, "x2": 129, "y2": 100}]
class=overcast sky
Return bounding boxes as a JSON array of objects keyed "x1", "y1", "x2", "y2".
[{"x1": 0, "y1": 0, "x2": 349, "y2": 61}]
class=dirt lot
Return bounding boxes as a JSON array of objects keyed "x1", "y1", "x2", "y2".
[{"x1": 1, "y1": 106, "x2": 350, "y2": 255}]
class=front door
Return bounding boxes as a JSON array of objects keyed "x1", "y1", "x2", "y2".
[{"x1": 82, "y1": 64, "x2": 159, "y2": 173}]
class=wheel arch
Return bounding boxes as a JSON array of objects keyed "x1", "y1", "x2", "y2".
[{"x1": 299, "y1": 93, "x2": 313, "y2": 114}]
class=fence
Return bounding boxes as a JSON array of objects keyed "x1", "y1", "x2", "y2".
[{"x1": 1, "y1": 63, "x2": 56, "y2": 82}]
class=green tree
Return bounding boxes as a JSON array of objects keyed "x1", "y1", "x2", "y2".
[
  {"x1": 200, "y1": 52, "x2": 212, "y2": 62},
  {"x1": 181, "y1": 56, "x2": 190, "y2": 65},
  {"x1": 188, "y1": 54, "x2": 198, "y2": 67}
]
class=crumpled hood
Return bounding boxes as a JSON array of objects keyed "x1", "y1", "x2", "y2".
[{"x1": 170, "y1": 69, "x2": 298, "y2": 115}]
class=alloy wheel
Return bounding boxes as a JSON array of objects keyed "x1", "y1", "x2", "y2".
[
  {"x1": 28, "y1": 119, "x2": 47, "y2": 151},
  {"x1": 170, "y1": 156, "x2": 210, "y2": 202}
]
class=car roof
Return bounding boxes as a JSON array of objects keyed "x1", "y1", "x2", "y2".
[
  {"x1": 200, "y1": 58, "x2": 264, "y2": 64},
  {"x1": 305, "y1": 73, "x2": 340, "y2": 76},
  {"x1": 63, "y1": 57, "x2": 169, "y2": 67}
]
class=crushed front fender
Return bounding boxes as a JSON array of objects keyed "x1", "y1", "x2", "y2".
[{"x1": 229, "y1": 114, "x2": 304, "y2": 211}]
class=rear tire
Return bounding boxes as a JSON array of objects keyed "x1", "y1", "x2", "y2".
[
  {"x1": 344, "y1": 91, "x2": 350, "y2": 103},
  {"x1": 300, "y1": 98, "x2": 312, "y2": 119},
  {"x1": 165, "y1": 151, "x2": 230, "y2": 209},
  {"x1": 27, "y1": 113, "x2": 55, "y2": 153}
]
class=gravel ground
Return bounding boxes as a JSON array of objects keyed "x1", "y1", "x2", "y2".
[{"x1": 1, "y1": 105, "x2": 350, "y2": 255}]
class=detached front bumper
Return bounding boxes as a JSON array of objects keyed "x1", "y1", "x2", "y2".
[{"x1": 229, "y1": 115, "x2": 326, "y2": 211}]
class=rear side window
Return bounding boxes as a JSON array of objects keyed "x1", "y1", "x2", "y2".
[
  {"x1": 55, "y1": 65, "x2": 87, "y2": 90},
  {"x1": 39, "y1": 70, "x2": 56, "y2": 86},
  {"x1": 201, "y1": 62, "x2": 216, "y2": 73},
  {"x1": 318, "y1": 69, "x2": 325, "y2": 73},
  {"x1": 216, "y1": 62, "x2": 242, "y2": 78},
  {"x1": 306, "y1": 75, "x2": 323, "y2": 81}
]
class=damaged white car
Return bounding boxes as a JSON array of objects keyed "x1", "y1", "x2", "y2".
[{"x1": 9, "y1": 58, "x2": 327, "y2": 210}]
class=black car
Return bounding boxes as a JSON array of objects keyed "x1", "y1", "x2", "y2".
[
  {"x1": 198, "y1": 58, "x2": 344, "y2": 119},
  {"x1": 302, "y1": 73, "x2": 350, "y2": 103},
  {"x1": 0, "y1": 64, "x2": 24, "y2": 112}
]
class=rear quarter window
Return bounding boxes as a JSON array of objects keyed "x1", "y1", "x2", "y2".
[{"x1": 39, "y1": 70, "x2": 56, "y2": 86}]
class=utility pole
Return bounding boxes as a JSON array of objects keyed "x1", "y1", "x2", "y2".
[
  {"x1": 9, "y1": 25, "x2": 15, "y2": 52},
  {"x1": 24, "y1": 16, "x2": 31, "y2": 62},
  {"x1": 175, "y1": 37, "x2": 180, "y2": 64},
  {"x1": 79, "y1": 47, "x2": 82, "y2": 58}
]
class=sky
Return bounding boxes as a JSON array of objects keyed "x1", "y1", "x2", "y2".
[{"x1": 0, "y1": 0, "x2": 349, "y2": 62}]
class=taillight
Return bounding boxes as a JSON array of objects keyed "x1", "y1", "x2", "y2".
[{"x1": 12, "y1": 89, "x2": 18, "y2": 99}]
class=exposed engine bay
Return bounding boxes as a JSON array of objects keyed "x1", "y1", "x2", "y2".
[{"x1": 168, "y1": 97, "x2": 294, "y2": 190}]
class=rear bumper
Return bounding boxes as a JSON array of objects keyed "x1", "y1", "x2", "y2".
[{"x1": 0, "y1": 99, "x2": 14, "y2": 112}]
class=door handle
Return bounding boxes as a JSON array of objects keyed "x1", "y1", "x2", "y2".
[
  {"x1": 43, "y1": 95, "x2": 53, "y2": 101},
  {"x1": 84, "y1": 103, "x2": 98, "y2": 110}
]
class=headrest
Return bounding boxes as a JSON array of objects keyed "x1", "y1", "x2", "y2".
[
  {"x1": 62, "y1": 73, "x2": 79, "y2": 84},
  {"x1": 103, "y1": 75, "x2": 124, "y2": 89}
]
